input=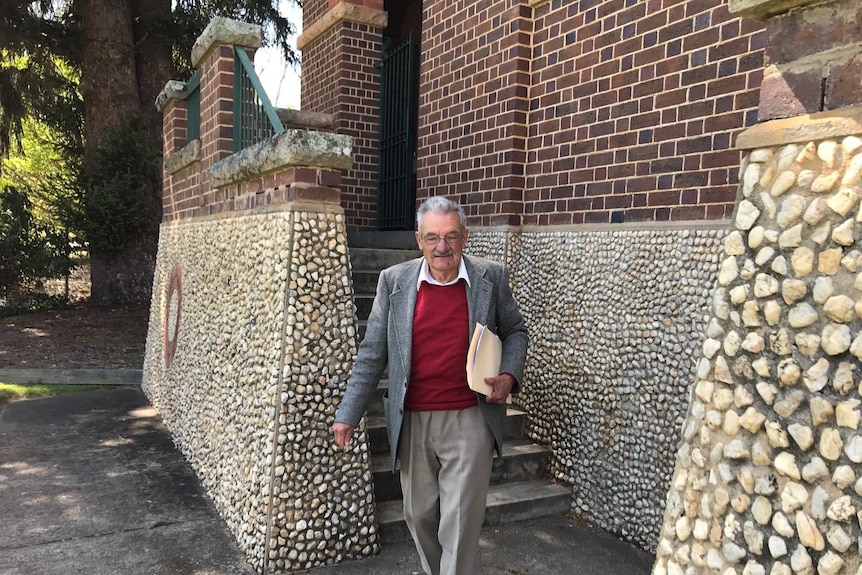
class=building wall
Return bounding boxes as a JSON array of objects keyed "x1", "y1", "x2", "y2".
[
  {"x1": 415, "y1": 0, "x2": 764, "y2": 226},
  {"x1": 301, "y1": 1, "x2": 384, "y2": 230}
]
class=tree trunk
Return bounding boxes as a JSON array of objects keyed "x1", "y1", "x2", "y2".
[{"x1": 79, "y1": 0, "x2": 172, "y2": 306}]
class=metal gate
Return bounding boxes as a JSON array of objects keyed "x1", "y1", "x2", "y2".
[{"x1": 377, "y1": 34, "x2": 418, "y2": 230}]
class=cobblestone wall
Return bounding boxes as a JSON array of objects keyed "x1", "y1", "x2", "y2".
[
  {"x1": 652, "y1": 136, "x2": 862, "y2": 575},
  {"x1": 469, "y1": 226, "x2": 727, "y2": 550},
  {"x1": 142, "y1": 208, "x2": 377, "y2": 573}
]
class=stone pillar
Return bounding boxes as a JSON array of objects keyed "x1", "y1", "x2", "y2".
[
  {"x1": 651, "y1": 1, "x2": 862, "y2": 574},
  {"x1": 147, "y1": 18, "x2": 378, "y2": 575},
  {"x1": 297, "y1": 1, "x2": 387, "y2": 230}
]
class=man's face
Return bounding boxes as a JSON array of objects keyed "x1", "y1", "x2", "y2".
[{"x1": 415, "y1": 211, "x2": 468, "y2": 283}]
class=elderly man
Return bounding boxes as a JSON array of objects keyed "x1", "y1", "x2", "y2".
[{"x1": 332, "y1": 196, "x2": 528, "y2": 575}]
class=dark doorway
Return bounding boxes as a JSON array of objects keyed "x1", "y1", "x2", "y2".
[{"x1": 377, "y1": 0, "x2": 422, "y2": 230}]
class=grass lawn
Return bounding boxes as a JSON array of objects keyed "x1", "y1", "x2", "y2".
[{"x1": 0, "y1": 383, "x2": 110, "y2": 407}]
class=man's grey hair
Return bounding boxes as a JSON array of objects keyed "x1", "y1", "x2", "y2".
[{"x1": 416, "y1": 196, "x2": 467, "y2": 231}]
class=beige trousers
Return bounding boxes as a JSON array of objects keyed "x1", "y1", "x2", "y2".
[{"x1": 398, "y1": 405, "x2": 495, "y2": 575}]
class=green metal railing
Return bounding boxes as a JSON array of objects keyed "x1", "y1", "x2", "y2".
[
  {"x1": 186, "y1": 70, "x2": 201, "y2": 142},
  {"x1": 233, "y1": 46, "x2": 284, "y2": 152},
  {"x1": 377, "y1": 34, "x2": 418, "y2": 230}
]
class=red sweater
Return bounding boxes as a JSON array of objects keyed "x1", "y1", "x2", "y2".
[{"x1": 404, "y1": 281, "x2": 478, "y2": 412}]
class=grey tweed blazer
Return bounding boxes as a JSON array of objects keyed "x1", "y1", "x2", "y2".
[{"x1": 335, "y1": 254, "x2": 529, "y2": 471}]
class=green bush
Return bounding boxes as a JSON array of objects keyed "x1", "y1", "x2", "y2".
[
  {"x1": 76, "y1": 117, "x2": 161, "y2": 259},
  {"x1": 0, "y1": 186, "x2": 73, "y2": 299}
]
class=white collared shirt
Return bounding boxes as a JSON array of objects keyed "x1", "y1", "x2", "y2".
[{"x1": 417, "y1": 258, "x2": 471, "y2": 290}]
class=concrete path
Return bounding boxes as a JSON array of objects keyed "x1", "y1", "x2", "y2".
[{"x1": 0, "y1": 387, "x2": 655, "y2": 575}]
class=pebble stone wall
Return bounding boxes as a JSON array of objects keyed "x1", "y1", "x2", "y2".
[
  {"x1": 652, "y1": 136, "x2": 862, "y2": 575},
  {"x1": 142, "y1": 208, "x2": 378, "y2": 574},
  {"x1": 468, "y1": 226, "x2": 727, "y2": 551}
]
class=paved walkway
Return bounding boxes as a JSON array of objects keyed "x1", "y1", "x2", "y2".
[{"x1": 0, "y1": 387, "x2": 654, "y2": 575}]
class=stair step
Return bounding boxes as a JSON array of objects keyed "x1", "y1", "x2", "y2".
[
  {"x1": 349, "y1": 247, "x2": 420, "y2": 271},
  {"x1": 371, "y1": 439, "x2": 552, "y2": 502},
  {"x1": 376, "y1": 479, "x2": 570, "y2": 543}
]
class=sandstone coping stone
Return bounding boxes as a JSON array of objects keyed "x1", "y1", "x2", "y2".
[
  {"x1": 191, "y1": 17, "x2": 262, "y2": 67},
  {"x1": 737, "y1": 105, "x2": 862, "y2": 149},
  {"x1": 210, "y1": 129, "x2": 353, "y2": 188},
  {"x1": 165, "y1": 139, "x2": 201, "y2": 175},
  {"x1": 728, "y1": 0, "x2": 819, "y2": 21},
  {"x1": 155, "y1": 80, "x2": 188, "y2": 111},
  {"x1": 296, "y1": 2, "x2": 387, "y2": 51},
  {"x1": 277, "y1": 109, "x2": 335, "y2": 130}
]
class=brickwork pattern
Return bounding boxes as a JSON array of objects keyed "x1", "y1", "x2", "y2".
[
  {"x1": 301, "y1": 3, "x2": 383, "y2": 230},
  {"x1": 417, "y1": 0, "x2": 531, "y2": 227},
  {"x1": 759, "y1": 0, "x2": 862, "y2": 119},
  {"x1": 414, "y1": 0, "x2": 765, "y2": 227}
]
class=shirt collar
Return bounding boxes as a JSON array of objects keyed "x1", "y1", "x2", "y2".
[{"x1": 417, "y1": 257, "x2": 470, "y2": 290}]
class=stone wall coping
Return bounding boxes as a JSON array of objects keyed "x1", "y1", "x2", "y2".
[
  {"x1": 209, "y1": 129, "x2": 353, "y2": 188},
  {"x1": 277, "y1": 108, "x2": 335, "y2": 130},
  {"x1": 160, "y1": 200, "x2": 346, "y2": 226},
  {"x1": 191, "y1": 17, "x2": 262, "y2": 67},
  {"x1": 527, "y1": 0, "x2": 552, "y2": 6},
  {"x1": 165, "y1": 139, "x2": 202, "y2": 175},
  {"x1": 155, "y1": 80, "x2": 189, "y2": 111},
  {"x1": 516, "y1": 220, "x2": 732, "y2": 234},
  {"x1": 296, "y1": 1, "x2": 387, "y2": 52},
  {"x1": 736, "y1": 104, "x2": 862, "y2": 149},
  {"x1": 727, "y1": 0, "x2": 817, "y2": 21}
]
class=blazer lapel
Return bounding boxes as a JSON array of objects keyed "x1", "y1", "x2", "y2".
[
  {"x1": 389, "y1": 260, "x2": 420, "y2": 379},
  {"x1": 465, "y1": 256, "x2": 492, "y2": 331}
]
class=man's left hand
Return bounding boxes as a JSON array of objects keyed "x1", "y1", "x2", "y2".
[{"x1": 484, "y1": 373, "x2": 515, "y2": 404}]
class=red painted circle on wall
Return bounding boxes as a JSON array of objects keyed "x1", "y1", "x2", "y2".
[{"x1": 163, "y1": 264, "x2": 182, "y2": 368}]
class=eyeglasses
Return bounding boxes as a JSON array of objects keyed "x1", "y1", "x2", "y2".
[{"x1": 420, "y1": 233, "x2": 464, "y2": 247}]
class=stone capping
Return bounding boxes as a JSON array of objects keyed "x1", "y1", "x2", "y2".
[
  {"x1": 736, "y1": 104, "x2": 862, "y2": 149},
  {"x1": 727, "y1": 0, "x2": 817, "y2": 20},
  {"x1": 209, "y1": 129, "x2": 353, "y2": 188},
  {"x1": 296, "y1": 1, "x2": 387, "y2": 52},
  {"x1": 191, "y1": 17, "x2": 262, "y2": 67},
  {"x1": 165, "y1": 139, "x2": 202, "y2": 175},
  {"x1": 276, "y1": 108, "x2": 335, "y2": 130},
  {"x1": 517, "y1": 219, "x2": 732, "y2": 234},
  {"x1": 527, "y1": 0, "x2": 552, "y2": 7},
  {"x1": 155, "y1": 80, "x2": 189, "y2": 111},
  {"x1": 160, "y1": 200, "x2": 346, "y2": 225}
]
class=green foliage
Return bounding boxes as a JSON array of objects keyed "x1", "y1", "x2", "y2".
[
  {"x1": 0, "y1": 383, "x2": 112, "y2": 407},
  {"x1": 75, "y1": 117, "x2": 161, "y2": 259},
  {"x1": 0, "y1": 186, "x2": 73, "y2": 298}
]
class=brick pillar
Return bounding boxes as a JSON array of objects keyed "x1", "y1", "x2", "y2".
[
  {"x1": 415, "y1": 0, "x2": 529, "y2": 227},
  {"x1": 298, "y1": 1, "x2": 387, "y2": 230},
  {"x1": 156, "y1": 82, "x2": 190, "y2": 221},
  {"x1": 729, "y1": 0, "x2": 862, "y2": 120}
]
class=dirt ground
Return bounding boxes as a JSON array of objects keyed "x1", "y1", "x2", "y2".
[
  {"x1": 0, "y1": 263, "x2": 150, "y2": 369},
  {"x1": 0, "y1": 305, "x2": 150, "y2": 369}
]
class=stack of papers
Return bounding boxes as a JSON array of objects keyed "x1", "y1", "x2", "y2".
[{"x1": 466, "y1": 323, "x2": 502, "y2": 396}]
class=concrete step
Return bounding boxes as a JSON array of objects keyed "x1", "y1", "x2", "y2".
[
  {"x1": 349, "y1": 247, "x2": 419, "y2": 272},
  {"x1": 354, "y1": 294, "x2": 374, "y2": 320},
  {"x1": 348, "y1": 231, "x2": 417, "y2": 250},
  {"x1": 376, "y1": 479, "x2": 571, "y2": 543},
  {"x1": 351, "y1": 269, "x2": 381, "y2": 295},
  {"x1": 371, "y1": 438, "x2": 552, "y2": 502}
]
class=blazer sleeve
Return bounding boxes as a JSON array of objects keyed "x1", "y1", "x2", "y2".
[
  {"x1": 495, "y1": 265, "x2": 528, "y2": 393},
  {"x1": 334, "y1": 267, "x2": 391, "y2": 426}
]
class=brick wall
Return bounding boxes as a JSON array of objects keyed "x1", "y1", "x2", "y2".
[
  {"x1": 160, "y1": 31, "x2": 343, "y2": 222},
  {"x1": 417, "y1": 0, "x2": 531, "y2": 227},
  {"x1": 758, "y1": 0, "x2": 862, "y2": 119},
  {"x1": 414, "y1": 0, "x2": 765, "y2": 227},
  {"x1": 301, "y1": 1, "x2": 383, "y2": 230}
]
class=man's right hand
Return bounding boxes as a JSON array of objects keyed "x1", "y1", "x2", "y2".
[{"x1": 332, "y1": 422, "x2": 355, "y2": 451}]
